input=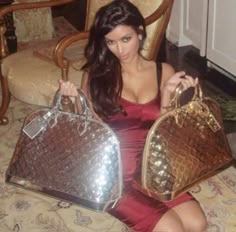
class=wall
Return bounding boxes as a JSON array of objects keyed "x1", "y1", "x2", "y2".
[
  {"x1": 166, "y1": 0, "x2": 208, "y2": 56},
  {"x1": 167, "y1": 0, "x2": 236, "y2": 78}
]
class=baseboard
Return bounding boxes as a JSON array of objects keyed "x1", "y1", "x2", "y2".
[
  {"x1": 182, "y1": 47, "x2": 236, "y2": 97},
  {"x1": 183, "y1": 48, "x2": 207, "y2": 73},
  {"x1": 206, "y1": 68, "x2": 236, "y2": 97},
  {"x1": 207, "y1": 61, "x2": 236, "y2": 82}
]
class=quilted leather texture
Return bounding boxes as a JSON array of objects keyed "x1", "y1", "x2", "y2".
[
  {"x1": 136, "y1": 96, "x2": 233, "y2": 201},
  {"x1": 6, "y1": 109, "x2": 122, "y2": 212}
]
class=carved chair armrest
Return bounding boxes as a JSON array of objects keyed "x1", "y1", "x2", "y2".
[
  {"x1": 53, "y1": 0, "x2": 174, "y2": 79},
  {"x1": 54, "y1": 30, "x2": 89, "y2": 80}
]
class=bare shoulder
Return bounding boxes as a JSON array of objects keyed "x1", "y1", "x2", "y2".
[
  {"x1": 143, "y1": 60, "x2": 174, "y2": 74},
  {"x1": 161, "y1": 62, "x2": 175, "y2": 87},
  {"x1": 143, "y1": 59, "x2": 156, "y2": 70},
  {"x1": 162, "y1": 62, "x2": 175, "y2": 77}
]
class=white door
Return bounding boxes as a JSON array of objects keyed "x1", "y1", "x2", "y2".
[{"x1": 207, "y1": 0, "x2": 236, "y2": 76}]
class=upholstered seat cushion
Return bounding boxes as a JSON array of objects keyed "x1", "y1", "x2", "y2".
[
  {"x1": 2, "y1": 0, "x2": 165, "y2": 108},
  {"x1": 2, "y1": 40, "x2": 87, "y2": 107}
]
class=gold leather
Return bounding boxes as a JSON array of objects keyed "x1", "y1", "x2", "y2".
[{"x1": 135, "y1": 85, "x2": 233, "y2": 201}]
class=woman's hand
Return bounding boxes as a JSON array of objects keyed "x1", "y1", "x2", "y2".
[
  {"x1": 59, "y1": 80, "x2": 79, "y2": 97},
  {"x1": 161, "y1": 71, "x2": 199, "y2": 111},
  {"x1": 59, "y1": 79, "x2": 101, "y2": 120},
  {"x1": 162, "y1": 71, "x2": 198, "y2": 94}
]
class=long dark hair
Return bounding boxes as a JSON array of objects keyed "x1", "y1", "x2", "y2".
[{"x1": 82, "y1": 0, "x2": 146, "y2": 118}]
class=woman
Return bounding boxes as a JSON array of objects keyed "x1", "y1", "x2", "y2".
[{"x1": 60, "y1": 1, "x2": 207, "y2": 231}]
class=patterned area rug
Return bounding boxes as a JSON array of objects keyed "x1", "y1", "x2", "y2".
[
  {"x1": 202, "y1": 80, "x2": 236, "y2": 121},
  {"x1": 0, "y1": 97, "x2": 236, "y2": 232},
  {"x1": 0, "y1": 98, "x2": 128, "y2": 232}
]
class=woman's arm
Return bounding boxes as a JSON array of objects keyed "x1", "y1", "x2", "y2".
[{"x1": 160, "y1": 63, "x2": 198, "y2": 114}]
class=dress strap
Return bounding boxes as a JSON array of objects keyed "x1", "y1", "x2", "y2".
[{"x1": 156, "y1": 62, "x2": 162, "y2": 104}]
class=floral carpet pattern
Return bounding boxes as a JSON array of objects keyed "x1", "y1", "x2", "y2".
[
  {"x1": 0, "y1": 97, "x2": 236, "y2": 232},
  {"x1": 202, "y1": 80, "x2": 236, "y2": 122}
]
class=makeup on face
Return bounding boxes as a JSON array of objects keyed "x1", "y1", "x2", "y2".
[{"x1": 105, "y1": 25, "x2": 140, "y2": 62}]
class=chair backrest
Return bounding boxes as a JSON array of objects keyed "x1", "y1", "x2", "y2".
[
  {"x1": 84, "y1": 0, "x2": 173, "y2": 60},
  {"x1": 13, "y1": 0, "x2": 54, "y2": 42}
]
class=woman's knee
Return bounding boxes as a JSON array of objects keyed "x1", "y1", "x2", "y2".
[
  {"x1": 180, "y1": 202, "x2": 208, "y2": 232},
  {"x1": 186, "y1": 212, "x2": 208, "y2": 232},
  {"x1": 172, "y1": 200, "x2": 208, "y2": 232},
  {"x1": 152, "y1": 209, "x2": 185, "y2": 232},
  {"x1": 153, "y1": 212, "x2": 207, "y2": 232},
  {"x1": 153, "y1": 223, "x2": 184, "y2": 232}
]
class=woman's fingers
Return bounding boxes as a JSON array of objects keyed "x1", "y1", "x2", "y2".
[
  {"x1": 180, "y1": 76, "x2": 199, "y2": 91},
  {"x1": 59, "y1": 80, "x2": 78, "y2": 97},
  {"x1": 181, "y1": 76, "x2": 192, "y2": 90},
  {"x1": 173, "y1": 71, "x2": 186, "y2": 80},
  {"x1": 161, "y1": 71, "x2": 200, "y2": 111}
]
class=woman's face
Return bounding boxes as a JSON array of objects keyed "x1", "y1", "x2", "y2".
[{"x1": 104, "y1": 25, "x2": 141, "y2": 63}]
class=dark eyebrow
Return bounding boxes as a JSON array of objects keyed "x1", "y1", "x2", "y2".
[
  {"x1": 105, "y1": 33, "x2": 133, "y2": 41},
  {"x1": 105, "y1": 38, "x2": 113, "y2": 41},
  {"x1": 121, "y1": 33, "x2": 132, "y2": 38}
]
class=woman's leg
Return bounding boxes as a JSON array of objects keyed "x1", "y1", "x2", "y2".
[
  {"x1": 152, "y1": 200, "x2": 207, "y2": 232},
  {"x1": 172, "y1": 200, "x2": 207, "y2": 232},
  {"x1": 152, "y1": 208, "x2": 185, "y2": 232}
]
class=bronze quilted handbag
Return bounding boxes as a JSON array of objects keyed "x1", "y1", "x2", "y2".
[
  {"x1": 5, "y1": 90, "x2": 123, "y2": 212},
  {"x1": 134, "y1": 84, "x2": 233, "y2": 201}
]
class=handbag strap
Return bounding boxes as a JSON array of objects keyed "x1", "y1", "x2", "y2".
[
  {"x1": 170, "y1": 83, "x2": 203, "y2": 109},
  {"x1": 52, "y1": 89, "x2": 93, "y2": 118},
  {"x1": 77, "y1": 89, "x2": 93, "y2": 117},
  {"x1": 168, "y1": 83, "x2": 221, "y2": 132}
]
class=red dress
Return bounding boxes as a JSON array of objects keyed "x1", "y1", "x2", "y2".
[{"x1": 106, "y1": 64, "x2": 194, "y2": 232}]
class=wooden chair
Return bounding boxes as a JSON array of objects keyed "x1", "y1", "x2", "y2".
[
  {"x1": 55, "y1": 0, "x2": 174, "y2": 77},
  {"x1": 0, "y1": 0, "x2": 173, "y2": 125}
]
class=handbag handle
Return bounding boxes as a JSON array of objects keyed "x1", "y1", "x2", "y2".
[
  {"x1": 77, "y1": 89, "x2": 93, "y2": 117},
  {"x1": 169, "y1": 83, "x2": 221, "y2": 132},
  {"x1": 23, "y1": 89, "x2": 95, "y2": 139},
  {"x1": 52, "y1": 89, "x2": 93, "y2": 118},
  {"x1": 170, "y1": 82, "x2": 203, "y2": 109}
]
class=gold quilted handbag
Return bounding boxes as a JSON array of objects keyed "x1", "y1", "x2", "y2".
[
  {"x1": 6, "y1": 90, "x2": 123, "y2": 212},
  {"x1": 134, "y1": 84, "x2": 233, "y2": 201}
]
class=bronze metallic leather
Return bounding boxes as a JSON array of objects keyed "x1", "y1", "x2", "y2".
[
  {"x1": 5, "y1": 90, "x2": 123, "y2": 212},
  {"x1": 134, "y1": 84, "x2": 233, "y2": 201}
]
